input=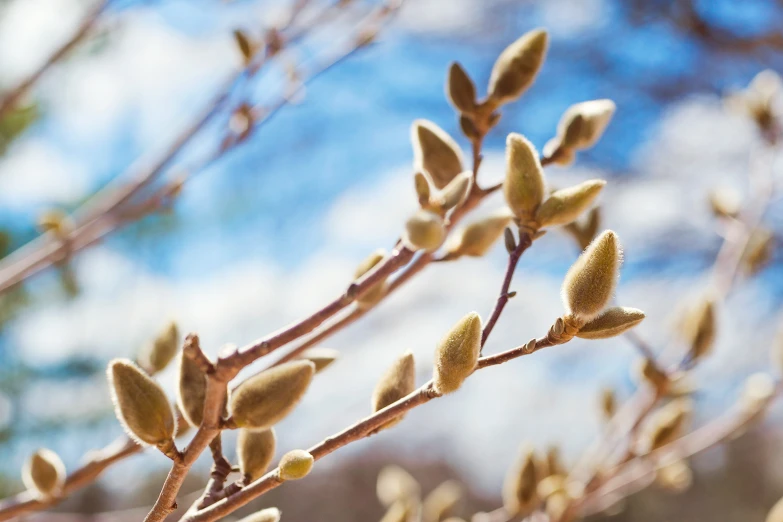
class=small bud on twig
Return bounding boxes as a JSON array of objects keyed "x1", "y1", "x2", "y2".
[
  {"x1": 295, "y1": 347, "x2": 339, "y2": 373},
  {"x1": 433, "y1": 312, "x2": 482, "y2": 394},
  {"x1": 412, "y1": 120, "x2": 464, "y2": 189},
  {"x1": 543, "y1": 100, "x2": 616, "y2": 165},
  {"x1": 237, "y1": 428, "x2": 276, "y2": 482},
  {"x1": 278, "y1": 449, "x2": 313, "y2": 480},
  {"x1": 372, "y1": 351, "x2": 416, "y2": 431},
  {"x1": 446, "y1": 62, "x2": 477, "y2": 114},
  {"x1": 576, "y1": 306, "x2": 645, "y2": 340},
  {"x1": 535, "y1": 180, "x2": 606, "y2": 228},
  {"x1": 488, "y1": 29, "x2": 548, "y2": 105},
  {"x1": 445, "y1": 212, "x2": 513, "y2": 258},
  {"x1": 178, "y1": 352, "x2": 208, "y2": 428},
  {"x1": 561, "y1": 230, "x2": 622, "y2": 322},
  {"x1": 503, "y1": 444, "x2": 540, "y2": 516},
  {"x1": 404, "y1": 210, "x2": 446, "y2": 252},
  {"x1": 139, "y1": 321, "x2": 180, "y2": 375},
  {"x1": 23, "y1": 449, "x2": 65, "y2": 498},
  {"x1": 504, "y1": 133, "x2": 546, "y2": 222},
  {"x1": 354, "y1": 249, "x2": 389, "y2": 309}
]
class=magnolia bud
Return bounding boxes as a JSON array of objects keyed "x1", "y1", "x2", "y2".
[
  {"x1": 377, "y1": 465, "x2": 420, "y2": 506},
  {"x1": 296, "y1": 347, "x2": 339, "y2": 373},
  {"x1": 230, "y1": 361, "x2": 315, "y2": 430},
  {"x1": 404, "y1": 210, "x2": 446, "y2": 252},
  {"x1": 237, "y1": 508, "x2": 281, "y2": 522},
  {"x1": 278, "y1": 449, "x2": 313, "y2": 480},
  {"x1": 372, "y1": 351, "x2": 416, "y2": 430},
  {"x1": 414, "y1": 172, "x2": 431, "y2": 207},
  {"x1": 432, "y1": 312, "x2": 482, "y2": 394},
  {"x1": 600, "y1": 387, "x2": 616, "y2": 420},
  {"x1": 139, "y1": 321, "x2": 180, "y2": 375},
  {"x1": 639, "y1": 398, "x2": 692, "y2": 454},
  {"x1": 412, "y1": 120, "x2": 464, "y2": 189},
  {"x1": 742, "y1": 228, "x2": 774, "y2": 276},
  {"x1": 108, "y1": 359, "x2": 176, "y2": 448},
  {"x1": 422, "y1": 480, "x2": 462, "y2": 522},
  {"x1": 438, "y1": 171, "x2": 472, "y2": 211},
  {"x1": 576, "y1": 307, "x2": 645, "y2": 340},
  {"x1": 234, "y1": 29, "x2": 255, "y2": 65},
  {"x1": 445, "y1": 212, "x2": 513, "y2": 258},
  {"x1": 237, "y1": 428, "x2": 276, "y2": 482},
  {"x1": 354, "y1": 249, "x2": 388, "y2": 309},
  {"x1": 557, "y1": 100, "x2": 616, "y2": 152},
  {"x1": 655, "y1": 459, "x2": 692, "y2": 493},
  {"x1": 503, "y1": 445, "x2": 540, "y2": 516},
  {"x1": 504, "y1": 133, "x2": 546, "y2": 221},
  {"x1": 561, "y1": 230, "x2": 622, "y2": 322},
  {"x1": 488, "y1": 29, "x2": 548, "y2": 104},
  {"x1": 23, "y1": 449, "x2": 65, "y2": 498},
  {"x1": 535, "y1": 180, "x2": 606, "y2": 228},
  {"x1": 178, "y1": 352, "x2": 208, "y2": 427},
  {"x1": 446, "y1": 62, "x2": 476, "y2": 114}
]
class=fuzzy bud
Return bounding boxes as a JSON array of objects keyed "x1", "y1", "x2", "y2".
[
  {"x1": 438, "y1": 171, "x2": 472, "y2": 211},
  {"x1": 535, "y1": 180, "x2": 606, "y2": 228},
  {"x1": 561, "y1": 100, "x2": 615, "y2": 150},
  {"x1": 502, "y1": 445, "x2": 540, "y2": 516},
  {"x1": 639, "y1": 398, "x2": 692, "y2": 454},
  {"x1": 23, "y1": 449, "x2": 65, "y2": 498},
  {"x1": 423, "y1": 480, "x2": 462, "y2": 522},
  {"x1": 445, "y1": 212, "x2": 512, "y2": 258},
  {"x1": 503, "y1": 133, "x2": 546, "y2": 221},
  {"x1": 237, "y1": 508, "x2": 281, "y2": 522},
  {"x1": 230, "y1": 361, "x2": 315, "y2": 430},
  {"x1": 488, "y1": 29, "x2": 548, "y2": 105},
  {"x1": 561, "y1": 230, "x2": 622, "y2": 322},
  {"x1": 432, "y1": 312, "x2": 482, "y2": 394},
  {"x1": 354, "y1": 249, "x2": 388, "y2": 309},
  {"x1": 139, "y1": 321, "x2": 180, "y2": 375},
  {"x1": 177, "y1": 352, "x2": 208, "y2": 427},
  {"x1": 412, "y1": 120, "x2": 464, "y2": 189},
  {"x1": 414, "y1": 172, "x2": 431, "y2": 208},
  {"x1": 278, "y1": 449, "x2": 313, "y2": 480},
  {"x1": 377, "y1": 465, "x2": 421, "y2": 506},
  {"x1": 234, "y1": 29, "x2": 255, "y2": 65},
  {"x1": 296, "y1": 347, "x2": 339, "y2": 373},
  {"x1": 576, "y1": 307, "x2": 645, "y2": 340},
  {"x1": 372, "y1": 351, "x2": 416, "y2": 431},
  {"x1": 404, "y1": 210, "x2": 446, "y2": 252},
  {"x1": 684, "y1": 298, "x2": 716, "y2": 363},
  {"x1": 108, "y1": 359, "x2": 176, "y2": 448},
  {"x1": 446, "y1": 62, "x2": 477, "y2": 114},
  {"x1": 655, "y1": 459, "x2": 692, "y2": 493},
  {"x1": 237, "y1": 428, "x2": 276, "y2": 482}
]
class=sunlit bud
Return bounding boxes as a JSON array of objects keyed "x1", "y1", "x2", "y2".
[
  {"x1": 237, "y1": 428, "x2": 276, "y2": 482},
  {"x1": 354, "y1": 249, "x2": 388, "y2": 309},
  {"x1": 561, "y1": 231, "x2": 622, "y2": 322},
  {"x1": 709, "y1": 187, "x2": 741, "y2": 219},
  {"x1": 372, "y1": 351, "x2": 416, "y2": 431},
  {"x1": 600, "y1": 387, "x2": 616, "y2": 420},
  {"x1": 433, "y1": 312, "x2": 482, "y2": 394},
  {"x1": 557, "y1": 100, "x2": 616, "y2": 152},
  {"x1": 233, "y1": 29, "x2": 256, "y2": 65},
  {"x1": 445, "y1": 212, "x2": 513, "y2": 258},
  {"x1": 655, "y1": 458, "x2": 692, "y2": 493},
  {"x1": 178, "y1": 352, "x2": 207, "y2": 428},
  {"x1": 502, "y1": 444, "x2": 540, "y2": 516},
  {"x1": 639, "y1": 398, "x2": 692, "y2": 453},
  {"x1": 414, "y1": 172, "x2": 432, "y2": 208},
  {"x1": 404, "y1": 210, "x2": 446, "y2": 252},
  {"x1": 742, "y1": 228, "x2": 774, "y2": 276},
  {"x1": 230, "y1": 361, "x2": 315, "y2": 430},
  {"x1": 740, "y1": 372, "x2": 776, "y2": 415},
  {"x1": 108, "y1": 359, "x2": 176, "y2": 448},
  {"x1": 412, "y1": 120, "x2": 464, "y2": 189},
  {"x1": 23, "y1": 449, "x2": 65, "y2": 498},
  {"x1": 684, "y1": 298, "x2": 716, "y2": 363},
  {"x1": 535, "y1": 180, "x2": 606, "y2": 228},
  {"x1": 545, "y1": 491, "x2": 570, "y2": 520},
  {"x1": 139, "y1": 321, "x2": 180, "y2": 375},
  {"x1": 447, "y1": 62, "x2": 477, "y2": 114},
  {"x1": 632, "y1": 358, "x2": 670, "y2": 392},
  {"x1": 438, "y1": 171, "x2": 472, "y2": 211},
  {"x1": 576, "y1": 307, "x2": 645, "y2": 340},
  {"x1": 237, "y1": 508, "x2": 281, "y2": 522},
  {"x1": 488, "y1": 29, "x2": 548, "y2": 104},
  {"x1": 296, "y1": 348, "x2": 339, "y2": 373},
  {"x1": 422, "y1": 480, "x2": 462, "y2": 522},
  {"x1": 459, "y1": 115, "x2": 479, "y2": 141},
  {"x1": 377, "y1": 465, "x2": 420, "y2": 506},
  {"x1": 504, "y1": 226, "x2": 517, "y2": 254},
  {"x1": 504, "y1": 133, "x2": 546, "y2": 221},
  {"x1": 277, "y1": 450, "x2": 313, "y2": 480}
]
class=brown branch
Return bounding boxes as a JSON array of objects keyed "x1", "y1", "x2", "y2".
[{"x1": 0, "y1": 0, "x2": 108, "y2": 121}]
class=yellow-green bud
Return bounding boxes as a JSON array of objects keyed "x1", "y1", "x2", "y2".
[
  {"x1": 177, "y1": 352, "x2": 208, "y2": 427},
  {"x1": 423, "y1": 480, "x2": 462, "y2": 522},
  {"x1": 576, "y1": 306, "x2": 645, "y2": 340},
  {"x1": 108, "y1": 359, "x2": 176, "y2": 447},
  {"x1": 404, "y1": 210, "x2": 446, "y2": 252},
  {"x1": 655, "y1": 459, "x2": 692, "y2": 493},
  {"x1": 503, "y1": 133, "x2": 546, "y2": 221},
  {"x1": 488, "y1": 29, "x2": 548, "y2": 105},
  {"x1": 230, "y1": 361, "x2": 315, "y2": 430},
  {"x1": 377, "y1": 465, "x2": 420, "y2": 506},
  {"x1": 23, "y1": 449, "x2": 65, "y2": 498},
  {"x1": 237, "y1": 428, "x2": 276, "y2": 482},
  {"x1": 742, "y1": 228, "x2": 774, "y2": 276},
  {"x1": 445, "y1": 212, "x2": 512, "y2": 258},
  {"x1": 561, "y1": 230, "x2": 622, "y2": 322},
  {"x1": 709, "y1": 187, "x2": 741, "y2": 219},
  {"x1": 502, "y1": 445, "x2": 540, "y2": 516},
  {"x1": 432, "y1": 312, "x2": 482, "y2": 394},
  {"x1": 535, "y1": 180, "x2": 606, "y2": 228},
  {"x1": 446, "y1": 62, "x2": 476, "y2": 114},
  {"x1": 411, "y1": 120, "x2": 464, "y2": 189},
  {"x1": 372, "y1": 351, "x2": 416, "y2": 431},
  {"x1": 277, "y1": 449, "x2": 313, "y2": 480},
  {"x1": 295, "y1": 347, "x2": 339, "y2": 373},
  {"x1": 560, "y1": 100, "x2": 616, "y2": 151},
  {"x1": 438, "y1": 171, "x2": 472, "y2": 211},
  {"x1": 139, "y1": 321, "x2": 180, "y2": 375},
  {"x1": 237, "y1": 507, "x2": 281, "y2": 522},
  {"x1": 354, "y1": 249, "x2": 388, "y2": 309}
]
